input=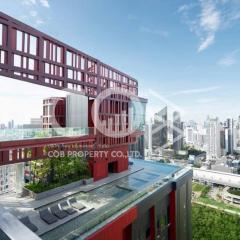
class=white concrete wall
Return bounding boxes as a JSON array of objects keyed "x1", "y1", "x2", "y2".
[{"x1": 66, "y1": 94, "x2": 88, "y2": 128}]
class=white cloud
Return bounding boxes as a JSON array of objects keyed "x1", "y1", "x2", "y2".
[
  {"x1": 140, "y1": 27, "x2": 169, "y2": 38},
  {"x1": 200, "y1": 1, "x2": 221, "y2": 32},
  {"x1": 179, "y1": 0, "x2": 240, "y2": 52},
  {"x1": 198, "y1": 34, "x2": 215, "y2": 52},
  {"x1": 168, "y1": 86, "x2": 221, "y2": 96},
  {"x1": 39, "y1": 0, "x2": 50, "y2": 8},
  {"x1": 30, "y1": 10, "x2": 38, "y2": 17},
  {"x1": 22, "y1": 0, "x2": 50, "y2": 8},
  {"x1": 36, "y1": 19, "x2": 45, "y2": 25},
  {"x1": 218, "y1": 50, "x2": 239, "y2": 66},
  {"x1": 22, "y1": 0, "x2": 36, "y2": 5},
  {"x1": 197, "y1": 0, "x2": 221, "y2": 52}
]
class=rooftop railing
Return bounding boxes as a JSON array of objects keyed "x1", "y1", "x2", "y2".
[{"x1": 0, "y1": 127, "x2": 89, "y2": 142}]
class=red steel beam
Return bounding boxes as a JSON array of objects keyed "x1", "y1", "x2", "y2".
[{"x1": 0, "y1": 11, "x2": 139, "y2": 97}]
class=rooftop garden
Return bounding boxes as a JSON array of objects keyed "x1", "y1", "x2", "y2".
[{"x1": 25, "y1": 156, "x2": 91, "y2": 193}]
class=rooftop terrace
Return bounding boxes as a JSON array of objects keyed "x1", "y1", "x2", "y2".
[{"x1": 0, "y1": 159, "x2": 189, "y2": 240}]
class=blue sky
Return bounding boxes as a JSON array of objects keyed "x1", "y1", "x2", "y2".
[{"x1": 0, "y1": 0, "x2": 240, "y2": 124}]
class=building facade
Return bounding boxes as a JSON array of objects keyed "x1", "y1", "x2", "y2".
[
  {"x1": 152, "y1": 106, "x2": 168, "y2": 149},
  {"x1": 173, "y1": 111, "x2": 183, "y2": 153},
  {"x1": 206, "y1": 117, "x2": 221, "y2": 159},
  {"x1": 43, "y1": 97, "x2": 66, "y2": 128},
  {"x1": 0, "y1": 11, "x2": 192, "y2": 240}
]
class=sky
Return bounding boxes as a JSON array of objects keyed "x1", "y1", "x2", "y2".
[{"x1": 0, "y1": 0, "x2": 240, "y2": 124}]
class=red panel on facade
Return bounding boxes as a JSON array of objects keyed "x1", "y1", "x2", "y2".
[
  {"x1": 169, "y1": 190, "x2": 176, "y2": 240},
  {"x1": 90, "y1": 145, "x2": 129, "y2": 181},
  {"x1": 149, "y1": 206, "x2": 155, "y2": 240},
  {"x1": 86, "y1": 207, "x2": 137, "y2": 240}
]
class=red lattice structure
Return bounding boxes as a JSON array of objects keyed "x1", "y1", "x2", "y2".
[
  {"x1": 0, "y1": 11, "x2": 138, "y2": 97},
  {"x1": 0, "y1": 12, "x2": 146, "y2": 180}
]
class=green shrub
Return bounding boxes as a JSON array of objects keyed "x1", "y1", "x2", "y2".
[{"x1": 25, "y1": 156, "x2": 91, "y2": 193}]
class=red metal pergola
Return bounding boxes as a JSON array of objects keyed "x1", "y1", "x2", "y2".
[{"x1": 0, "y1": 11, "x2": 138, "y2": 97}]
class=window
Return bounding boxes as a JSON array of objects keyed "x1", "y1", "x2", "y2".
[
  {"x1": 0, "y1": 24, "x2": 2, "y2": 46},
  {"x1": 28, "y1": 58, "x2": 34, "y2": 70},
  {"x1": 24, "y1": 34, "x2": 28, "y2": 53},
  {"x1": 68, "y1": 69, "x2": 73, "y2": 79},
  {"x1": 52, "y1": 44, "x2": 56, "y2": 61},
  {"x1": 0, "y1": 50, "x2": 5, "y2": 64},
  {"x1": 29, "y1": 35, "x2": 37, "y2": 55},
  {"x1": 43, "y1": 40, "x2": 47, "y2": 58},
  {"x1": 14, "y1": 54, "x2": 21, "y2": 67},
  {"x1": 66, "y1": 51, "x2": 72, "y2": 66},
  {"x1": 16, "y1": 30, "x2": 23, "y2": 51},
  {"x1": 57, "y1": 46, "x2": 61, "y2": 63},
  {"x1": 23, "y1": 57, "x2": 27, "y2": 69},
  {"x1": 81, "y1": 57, "x2": 85, "y2": 70},
  {"x1": 45, "y1": 63, "x2": 49, "y2": 74}
]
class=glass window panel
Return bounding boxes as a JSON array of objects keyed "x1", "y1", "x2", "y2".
[
  {"x1": 29, "y1": 35, "x2": 37, "y2": 55},
  {"x1": 68, "y1": 69, "x2": 73, "y2": 79},
  {"x1": 23, "y1": 57, "x2": 27, "y2": 69},
  {"x1": 24, "y1": 34, "x2": 28, "y2": 53},
  {"x1": 81, "y1": 57, "x2": 85, "y2": 70},
  {"x1": 51, "y1": 64, "x2": 54, "y2": 74},
  {"x1": 0, "y1": 50, "x2": 5, "y2": 64},
  {"x1": 16, "y1": 30, "x2": 23, "y2": 51},
  {"x1": 52, "y1": 44, "x2": 56, "y2": 61},
  {"x1": 14, "y1": 54, "x2": 21, "y2": 67},
  {"x1": 59, "y1": 67, "x2": 63, "y2": 77},
  {"x1": 57, "y1": 46, "x2": 61, "y2": 63},
  {"x1": 29, "y1": 58, "x2": 34, "y2": 70},
  {"x1": 67, "y1": 51, "x2": 72, "y2": 66},
  {"x1": 45, "y1": 63, "x2": 49, "y2": 74},
  {"x1": 77, "y1": 71, "x2": 81, "y2": 81},
  {"x1": 0, "y1": 24, "x2": 2, "y2": 46},
  {"x1": 73, "y1": 53, "x2": 76, "y2": 67},
  {"x1": 76, "y1": 55, "x2": 79, "y2": 68},
  {"x1": 49, "y1": 43, "x2": 52, "y2": 60},
  {"x1": 43, "y1": 40, "x2": 47, "y2": 58}
]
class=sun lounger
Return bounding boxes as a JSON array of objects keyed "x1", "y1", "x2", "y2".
[
  {"x1": 50, "y1": 205, "x2": 68, "y2": 219},
  {"x1": 68, "y1": 198, "x2": 85, "y2": 210},
  {"x1": 19, "y1": 216, "x2": 38, "y2": 232},
  {"x1": 39, "y1": 208, "x2": 58, "y2": 224},
  {"x1": 60, "y1": 201, "x2": 77, "y2": 215}
]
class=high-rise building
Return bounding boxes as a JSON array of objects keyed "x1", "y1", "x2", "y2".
[
  {"x1": 224, "y1": 118, "x2": 234, "y2": 155},
  {"x1": 152, "y1": 106, "x2": 168, "y2": 149},
  {"x1": 220, "y1": 124, "x2": 226, "y2": 155},
  {"x1": 173, "y1": 111, "x2": 183, "y2": 152},
  {"x1": 206, "y1": 117, "x2": 221, "y2": 159},
  {"x1": 7, "y1": 120, "x2": 14, "y2": 129},
  {"x1": 234, "y1": 116, "x2": 240, "y2": 153}
]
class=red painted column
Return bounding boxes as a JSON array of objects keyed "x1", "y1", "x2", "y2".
[
  {"x1": 169, "y1": 190, "x2": 176, "y2": 240},
  {"x1": 150, "y1": 206, "x2": 155, "y2": 240}
]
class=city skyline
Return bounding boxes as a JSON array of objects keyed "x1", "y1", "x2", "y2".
[
  {"x1": 0, "y1": 0, "x2": 240, "y2": 122},
  {"x1": 1, "y1": 75, "x2": 240, "y2": 125}
]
